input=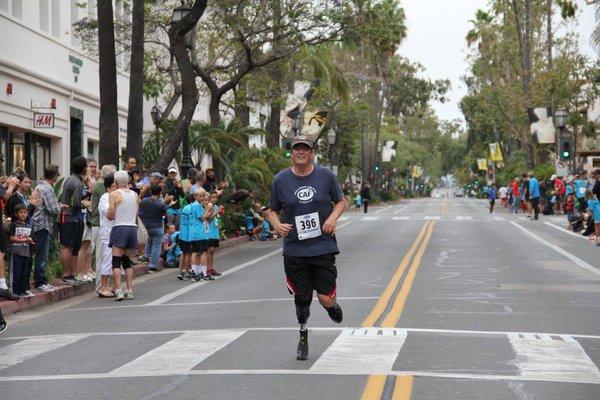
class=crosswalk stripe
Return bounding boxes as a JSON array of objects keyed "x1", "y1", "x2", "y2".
[
  {"x1": 109, "y1": 330, "x2": 245, "y2": 375},
  {"x1": 424, "y1": 216, "x2": 440, "y2": 220},
  {"x1": 455, "y1": 216, "x2": 473, "y2": 220},
  {"x1": 508, "y1": 333, "x2": 600, "y2": 382},
  {"x1": 311, "y1": 328, "x2": 407, "y2": 374},
  {"x1": 339, "y1": 216, "x2": 349, "y2": 221},
  {"x1": 361, "y1": 216, "x2": 380, "y2": 221},
  {"x1": 393, "y1": 205, "x2": 410, "y2": 214},
  {"x1": 375, "y1": 205, "x2": 393, "y2": 214},
  {"x1": 0, "y1": 335, "x2": 86, "y2": 370},
  {"x1": 493, "y1": 216, "x2": 504, "y2": 221},
  {"x1": 393, "y1": 216, "x2": 410, "y2": 220}
]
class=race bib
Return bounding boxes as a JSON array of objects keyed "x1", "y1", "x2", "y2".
[
  {"x1": 295, "y1": 212, "x2": 321, "y2": 240},
  {"x1": 578, "y1": 186, "x2": 586, "y2": 196}
]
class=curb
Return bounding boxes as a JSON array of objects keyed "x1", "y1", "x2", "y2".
[
  {"x1": 0, "y1": 236, "x2": 250, "y2": 317},
  {"x1": 0, "y1": 264, "x2": 149, "y2": 316}
]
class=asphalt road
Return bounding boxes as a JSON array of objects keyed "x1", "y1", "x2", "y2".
[{"x1": 2, "y1": 196, "x2": 600, "y2": 400}]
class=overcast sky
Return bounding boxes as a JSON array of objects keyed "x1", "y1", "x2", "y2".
[{"x1": 398, "y1": 0, "x2": 598, "y2": 124}]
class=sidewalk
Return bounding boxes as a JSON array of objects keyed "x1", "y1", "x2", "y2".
[{"x1": 0, "y1": 235, "x2": 249, "y2": 316}]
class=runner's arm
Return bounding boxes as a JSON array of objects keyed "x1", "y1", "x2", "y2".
[
  {"x1": 322, "y1": 197, "x2": 347, "y2": 235},
  {"x1": 265, "y1": 209, "x2": 292, "y2": 237}
]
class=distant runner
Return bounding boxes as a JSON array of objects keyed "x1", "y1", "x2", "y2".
[{"x1": 265, "y1": 135, "x2": 347, "y2": 360}]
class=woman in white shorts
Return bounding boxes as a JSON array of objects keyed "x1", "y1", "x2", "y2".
[{"x1": 97, "y1": 174, "x2": 118, "y2": 297}]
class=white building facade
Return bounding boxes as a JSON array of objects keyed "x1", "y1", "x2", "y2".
[{"x1": 0, "y1": 0, "x2": 153, "y2": 178}]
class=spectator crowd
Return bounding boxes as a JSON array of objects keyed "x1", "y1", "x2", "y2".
[
  {"x1": 487, "y1": 169, "x2": 600, "y2": 245},
  {"x1": 0, "y1": 156, "x2": 276, "y2": 302}
]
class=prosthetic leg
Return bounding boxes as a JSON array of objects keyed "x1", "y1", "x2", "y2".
[{"x1": 295, "y1": 296, "x2": 311, "y2": 360}]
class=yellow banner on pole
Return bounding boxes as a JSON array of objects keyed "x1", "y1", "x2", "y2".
[
  {"x1": 412, "y1": 165, "x2": 423, "y2": 178},
  {"x1": 489, "y1": 143, "x2": 503, "y2": 162},
  {"x1": 477, "y1": 159, "x2": 487, "y2": 171}
]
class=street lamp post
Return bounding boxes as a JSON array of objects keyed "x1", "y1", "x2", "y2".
[
  {"x1": 170, "y1": 1, "x2": 195, "y2": 176},
  {"x1": 150, "y1": 105, "x2": 163, "y2": 167},
  {"x1": 327, "y1": 128, "x2": 336, "y2": 176}
]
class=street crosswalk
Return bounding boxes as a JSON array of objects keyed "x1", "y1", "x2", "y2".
[{"x1": 1, "y1": 328, "x2": 599, "y2": 384}]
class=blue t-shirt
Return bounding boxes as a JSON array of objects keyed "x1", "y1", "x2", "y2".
[
  {"x1": 575, "y1": 179, "x2": 587, "y2": 198},
  {"x1": 189, "y1": 202, "x2": 207, "y2": 241},
  {"x1": 179, "y1": 204, "x2": 192, "y2": 242},
  {"x1": 488, "y1": 187, "x2": 496, "y2": 200},
  {"x1": 207, "y1": 205, "x2": 220, "y2": 240},
  {"x1": 529, "y1": 177, "x2": 540, "y2": 199},
  {"x1": 167, "y1": 232, "x2": 182, "y2": 262},
  {"x1": 269, "y1": 166, "x2": 343, "y2": 257},
  {"x1": 587, "y1": 198, "x2": 600, "y2": 221}
]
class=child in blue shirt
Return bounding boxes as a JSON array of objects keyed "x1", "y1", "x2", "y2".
[
  {"x1": 189, "y1": 189, "x2": 213, "y2": 281},
  {"x1": 176, "y1": 194, "x2": 195, "y2": 280},
  {"x1": 161, "y1": 224, "x2": 181, "y2": 268},
  {"x1": 354, "y1": 193, "x2": 362, "y2": 212},
  {"x1": 206, "y1": 191, "x2": 222, "y2": 277},
  {"x1": 585, "y1": 191, "x2": 600, "y2": 246}
]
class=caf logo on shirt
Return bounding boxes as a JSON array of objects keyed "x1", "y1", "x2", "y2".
[{"x1": 294, "y1": 186, "x2": 316, "y2": 203}]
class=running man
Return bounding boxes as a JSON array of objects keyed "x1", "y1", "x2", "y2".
[{"x1": 265, "y1": 135, "x2": 347, "y2": 361}]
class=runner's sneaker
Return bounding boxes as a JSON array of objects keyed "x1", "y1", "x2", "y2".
[
  {"x1": 22, "y1": 291, "x2": 35, "y2": 298},
  {"x1": 203, "y1": 273, "x2": 214, "y2": 281},
  {"x1": 326, "y1": 304, "x2": 343, "y2": 323},
  {"x1": 147, "y1": 268, "x2": 157, "y2": 274},
  {"x1": 0, "y1": 317, "x2": 6, "y2": 334},
  {"x1": 193, "y1": 273, "x2": 203, "y2": 282},
  {"x1": 297, "y1": 329, "x2": 308, "y2": 360},
  {"x1": 114, "y1": 289, "x2": 125, "y2": 301},
  {"x1": 208, "y1": 269, "x2": 222, "y2": 277},
  {"x1": 125, "y1": 291, "x2": 134, "y2": 300},
  {"x1": 177, "y1": 272, "x2": 184, "y2": 280}
]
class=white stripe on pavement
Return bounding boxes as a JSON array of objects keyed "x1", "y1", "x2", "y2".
[
  {"x1": 374, "y1": 205, "x2": 393, "y2": 214},
  {"x1": 508, "y1": 333, "x2": 600, "y2": 383},
  {"x1": 4, "y1": 326, "x2": 600, "y2": 341},
  {"x1": 424, "y1": 216, "x2": 441, "y2": 220},
  {"x1": 147, "y1": 221, "x2": 352, "y2": 306},
  {"x1": 393, "y1": 205, "x2": 410, "y2": 214},
  {"x1": 510, "y1": 221, "x2": 600, "y2": 276},
  {"x1": 109, "y1": 330, "x2": 244, "y2": 375},
  {"x1": 361, "y1": 216, "x2": 380, "y2": 221},
  {"x1": 543, "y1": 222, "x2": 589, "y2": 241},
  {"x1": 0, "y1": 335, "x2": 86, "y2": 370},
  {"x1": 66, "y1": 296, "x2": 379, "y2": 312},
  {"x1": 393, "y1": 216, "x2": 410, "y2": 220},
  {"x1": 311, "y1": 328, "x2": 407, "y2": 374}
]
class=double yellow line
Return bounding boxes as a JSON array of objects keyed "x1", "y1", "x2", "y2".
[
  {"x1": 440, "y1": 200, "x2": 448, "y2": 214},
  {"x1": 360, "y1": 220, "x2": 436, "y2": 400}
]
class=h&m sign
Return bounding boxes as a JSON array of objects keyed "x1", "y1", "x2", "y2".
[{"x1": 33, "y1": 113, "x2": 55, "y2": 128}]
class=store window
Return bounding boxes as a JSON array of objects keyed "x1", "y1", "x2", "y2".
[
  {"x1": 11, "y1": 0, "x2": 21, "y2": 18},
  {"x1": 0, "y1": 126, "x2": 8, "y2": 176},
  {"x1": 10, "y1": 131, "x2": 26, "y2": 174},
  {"x1": 40, "y1": 0, "x2": 49, "y2": 32},
  {"x1": 31, "y1": 135, "x2": 51, "y2": 180},
  {"x1": 0, "y1": 0, "x2": 8, "y2": 12}
]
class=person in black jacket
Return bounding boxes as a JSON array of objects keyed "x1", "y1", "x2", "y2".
[
  {"x1": 5, "y1": 174, "x2": 40, "y2": 223},
  {"x1": 360, "y1": 183, "x2": 372, "y2": 213}
]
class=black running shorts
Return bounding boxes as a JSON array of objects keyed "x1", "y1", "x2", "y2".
[
  {"x1": 191, "y1": 240, "x2": 208, "y2": 253},
  {"x1": 208, "y1": 239, "x2": 219, "y2": 248},
  {"x1": 284, "y1": 254, "x2": 337, "y2": 300},
  {"x1": 179, "y1": 240, "x2": 192, "y2": 253}
]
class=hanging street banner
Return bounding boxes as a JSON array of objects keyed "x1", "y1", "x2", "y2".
[
  {"x1": 412, "y1": 165, "x2": 423, "y2": 178},
  {"x1": 489, "y1": 143, "x2": 503, "y2": 162},
  {"x1": 477, "y1": 158, "x2": 487, "y2": 171}
]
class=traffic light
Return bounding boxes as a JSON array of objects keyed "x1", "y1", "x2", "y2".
[
  {"x1": 282, "y1": 138, "x2": 292, "y2": 158},
  {"x1": 559, "y1": 136, "x2": 574, "y2": 161}
]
